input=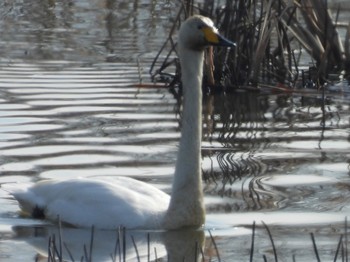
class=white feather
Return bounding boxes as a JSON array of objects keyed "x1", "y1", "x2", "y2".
[{"x1": 9, "y1": 15, "x2": 233, "y2": 230}]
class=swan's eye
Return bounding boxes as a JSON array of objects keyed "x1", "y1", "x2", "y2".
[{"x1": 197, "y1": 24, "x2": 204, "y2": 30}]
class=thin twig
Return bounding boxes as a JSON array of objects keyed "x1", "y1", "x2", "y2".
[
  {"x1": 48, "y1": 236, "x2": 53, "y2": 262},
  {"x1": 250, "y1": 221, "x2": 256, "y2": 262},
  {"x1": 334, "y1": 234, "x2": 344, "y2": 262},
  {"x1": 208, "y1": 229, "x2": 221, "y2": 261},
  {"x1": 310, "y1": 232, "x2": 321, "y2": 262},
  {"x1": 345, "y1": 216, "x2": 348, "y2": 262},
  {"x1": 131, "y1": 235, "x2": 141, "y2": 262},
  {"x1": 89, "y1": 226, "x2": 95, "y2": 262},
  {"x1": 147, "y1": 233, "x2": 150, "y2": 262},
  {"x1": 58, "y1": 218, "x2": 63, "y2": 261},
  {"x1": 111, "y1": 229, "x2": 120, "y2": 262},
  {"x1": 199, "y1": 245, "x2": 205, "y2": 262},
  {"x1": 262, "y1": 221, "x2": 278, "y2": 262},
  {"x1": 63, "y1": 242, "x2": 76, "y2": 262},
  {"x1": 149, "y1": 5, "x2": 183, "y2": 78},
  {"x1": 83, "y1": 244, "x2": 89, "y2": 262},
  {"x1": 122, "y1": 227, "x2": 126, "y2": 262}
]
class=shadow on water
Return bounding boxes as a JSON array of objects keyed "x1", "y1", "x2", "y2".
[{"x1": 12, "y1": 225, "x2": 205, "y2": 261}]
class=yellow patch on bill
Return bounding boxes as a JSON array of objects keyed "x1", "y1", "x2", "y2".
[{"x1": 202, "y1": 27, "x2": 219, "y2": 44}]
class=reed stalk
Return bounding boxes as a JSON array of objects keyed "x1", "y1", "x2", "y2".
[{"x1": 151, "y1": 0, "x2": 350, "y2": 90}]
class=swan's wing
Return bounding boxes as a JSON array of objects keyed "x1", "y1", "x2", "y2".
[{"x1": 10, "y1": 177, "x2": 170, "y2": 229}]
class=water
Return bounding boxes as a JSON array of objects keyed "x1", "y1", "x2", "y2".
[{"x1": 0, "y1": 0, "x2": 350, "y2": 261}]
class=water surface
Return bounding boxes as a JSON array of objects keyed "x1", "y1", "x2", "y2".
[{"x1": 0, "y1": 1, "x2": 350, "y2": 261}]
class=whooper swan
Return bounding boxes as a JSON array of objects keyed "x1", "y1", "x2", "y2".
[{"x1": 10, "y1": 15, "x2": 235, "y2": 230}]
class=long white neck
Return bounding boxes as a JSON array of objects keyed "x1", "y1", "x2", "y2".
[{"x1": 163, "y1": 46, "x2": 205, "y2": 228}]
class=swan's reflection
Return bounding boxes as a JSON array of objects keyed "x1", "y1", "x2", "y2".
[{"x1": 13, "y1": 225, "x2": 205, "y2": 261}]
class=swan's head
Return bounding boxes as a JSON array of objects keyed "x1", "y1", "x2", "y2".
[{"x1": 178, "y1": 15, "x2": 235, "y2": 51}]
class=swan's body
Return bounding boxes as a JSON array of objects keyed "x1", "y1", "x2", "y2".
[
  {"x1": 13, "y1": 177, "x2": 169, "y2": 229},
  {"x1": 10, "y1": 15, "x2": 234, "y2": 230}
]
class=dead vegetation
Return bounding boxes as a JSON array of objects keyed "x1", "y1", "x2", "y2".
[
  {"x1": 150, "y1": 0, "x2": 350, "y2": 92},
  {"x1": 44, "y1": 219, "x2": 349, "y2": 261}
]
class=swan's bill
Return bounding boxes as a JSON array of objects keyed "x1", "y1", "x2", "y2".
[{"x1": 202, "y1": 26, "x2": 236, "y2": 47}]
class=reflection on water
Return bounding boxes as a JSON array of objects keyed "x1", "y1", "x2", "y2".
[
  {"x1": 1, "y1": 64, "x2": 348, "y2": 260},
  {"x1": 0, "y1": 0, "x2": 173, "y2": 62},
  {"x1": 0, "y1": 0, "x2": 350, "y2": 261},
  {"x1": 202, "y1": 91, "x2": 350, "y2": 214},
  {"x1": 12, "y1": 225, "x2": 204, "y2": 262}
]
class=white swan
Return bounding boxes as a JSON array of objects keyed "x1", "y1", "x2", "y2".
[{"x1": 10, "y1": 15, "x2": 235, "y2": 230}]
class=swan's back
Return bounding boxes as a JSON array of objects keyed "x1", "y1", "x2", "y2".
[{"x1": 12, "y1": 177, "x2": 169, "y2": 229}]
